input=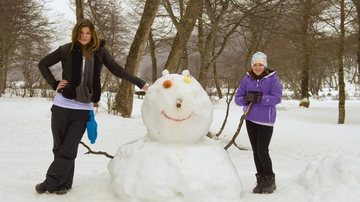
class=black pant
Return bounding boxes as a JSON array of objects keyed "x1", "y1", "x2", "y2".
[
  {"x1": 44, "y1": 105, "x2": 89, "y2": 192},
  {"x1": 246, "y1": 120, "x2": 274, "y2": 175}
]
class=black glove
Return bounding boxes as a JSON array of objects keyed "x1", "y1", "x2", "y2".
[{"x1": 243, "y1": 91, "x2": 262, "y2": 103}]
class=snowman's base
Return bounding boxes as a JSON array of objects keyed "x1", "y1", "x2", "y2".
[{"x1": 108, "y1": 137, "x2": 243, "y2": 202}]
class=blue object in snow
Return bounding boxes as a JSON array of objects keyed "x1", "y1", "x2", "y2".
[{"x1": 86, "y1": 110, "x2": 98, "y2": 144}]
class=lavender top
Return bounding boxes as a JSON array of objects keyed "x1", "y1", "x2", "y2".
[{"x1": 53, "y1": 92, "x2": 94, "y2": 110}]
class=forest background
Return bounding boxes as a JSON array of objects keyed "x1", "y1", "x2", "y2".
[{"x1": 0, "y1": 0, "x2": 359, "y2": 123}]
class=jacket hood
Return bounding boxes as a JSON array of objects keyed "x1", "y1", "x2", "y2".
[{"x1": 247, "y1": 68, "x2": 276, "y2": 80}]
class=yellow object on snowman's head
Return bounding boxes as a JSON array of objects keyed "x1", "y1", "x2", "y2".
[
  {"x1": 182, "y1": 70, "x2": 192, "y2": 84},
  {"x1": 162, "y1": 70, "x2": 192, "y2": 89}
]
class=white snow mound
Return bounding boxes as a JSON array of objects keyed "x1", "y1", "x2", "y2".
[
  {"x1": 294, "y1": 153, "x2": 360, "y2": 202},
  {"x1": 108, "y1": 137, "x2": 243, "y2": 202}
]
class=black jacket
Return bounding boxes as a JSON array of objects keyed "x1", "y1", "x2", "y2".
[{"x1": 38, "y1": 41, "x2": 146, "y2": 103}]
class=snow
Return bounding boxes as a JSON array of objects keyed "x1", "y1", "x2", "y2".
[
  {"x1": 0, "y1": 94, "x2": 359, "y2": 202},
  {"x1": 108, "y1": 138, "x2": 242, "y2": 202}
]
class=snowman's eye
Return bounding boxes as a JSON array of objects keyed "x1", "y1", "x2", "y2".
[
  {"x1": 163, "y1": 80, "x2": 172, "y2": 88},
  {"x1": 183, "y1": 76, "x2": 192, "y2": 83}
]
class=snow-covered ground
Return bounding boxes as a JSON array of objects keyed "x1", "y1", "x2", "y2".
[{"x1": 0, "y1": 96, "x2": 359, "y2": 202}]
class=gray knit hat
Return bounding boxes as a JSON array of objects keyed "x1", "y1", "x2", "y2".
[{"x1": 251, "y1": 51, "x2": 267, "y2": 68}]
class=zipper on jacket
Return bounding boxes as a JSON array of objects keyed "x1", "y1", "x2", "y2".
[{"x1": 268, "y1": 108, "x2": 271, "y2": 122}]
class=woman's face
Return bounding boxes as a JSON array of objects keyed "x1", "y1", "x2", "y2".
[
  {"x1": 78, "y1": 26, "x2": 91, "y2": 46},
  {"x1": 252, "y1": 63, "x2": 265, "y2": 76}
]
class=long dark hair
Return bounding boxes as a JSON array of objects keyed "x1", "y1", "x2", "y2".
[{"x1": 71, "y1": 19, "x2": 100, "y2": 56}]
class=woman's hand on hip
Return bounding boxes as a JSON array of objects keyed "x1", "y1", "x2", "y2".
[{"x1": 56, "y1": 80, "x2": 68, "y2": 91}]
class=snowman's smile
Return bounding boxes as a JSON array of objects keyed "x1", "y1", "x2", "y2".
[{"x1": 161, "y1": 110, "x2": 194, "y2": 122}]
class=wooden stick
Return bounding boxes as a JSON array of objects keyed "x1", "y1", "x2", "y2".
[
  {"x1": 79, "y1": 141, "x2": 114, "y2": 159},
  {"x1": 224, "y1": 102, "x2": 254, "y2": 150}
]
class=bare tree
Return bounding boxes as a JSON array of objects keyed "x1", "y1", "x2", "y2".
[
  {"x1": 197, "y1": 0, "x2": 283, "y2": 91},
  {"x1": 18, "y1": 40, "x2": 45, "y2": 97},
  {"x1": 318, "y1": 0, "x2": 355, "y2": 122},
  {"x1": 264, "y1": 0, "x2": 331, "y2": 104},
  {"x1": 0, "y1": 0, "x2": 52, "y2": 96},
  {"x1": 294, "y1": 0, "x2": 334, "y2": 107},
  {"x1": 164, "y1": 0, "x2": 204, "y2": 72},
  {"x1": 338, "y1": 0, "x2": 347, "y2": 123},
  {"x1": 114, "y1": 0, "x2": 161, "y2": 117},
  {"x1": 197, "y1": 0, "x2": 230, "y2": 89},
  {"x1": 0, "y1": 0, "x2": 20, "y2": 95}
]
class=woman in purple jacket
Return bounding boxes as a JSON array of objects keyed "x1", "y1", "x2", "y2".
[{"x1": 235, "y1": 51, "x2": 282, "y2": 194}]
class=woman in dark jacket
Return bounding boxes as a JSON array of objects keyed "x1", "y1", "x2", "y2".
[
  {"x1": 35, "y1": 19, "x2": 148, "y2": 195},
  {"x1": 235, "y1": 51, "x2": 282, "y2": 194}
]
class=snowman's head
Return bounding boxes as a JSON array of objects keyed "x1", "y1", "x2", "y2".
[{"x1": 141, "y1": 70, "x2": 213, "y2": 144}]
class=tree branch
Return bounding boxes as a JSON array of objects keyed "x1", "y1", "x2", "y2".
[
  {"x1": 162, "y1": 0, "x2": 180, "y2": 29},
  {"x1": 224, "y1": 102, "x2": 254, "y2": 150},
  {"x1": 80, "y1": 141, "x2": 114, "y2": 159}
]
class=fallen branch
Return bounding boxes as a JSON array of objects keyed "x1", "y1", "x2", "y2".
[
  {"x1": 233, "y1": 142, "x2": 247, "y2": 151},
  {"x1": 80, "y1": 141, "x2": 114, "y2": 159},
  {"x1": 215, "y1": 85, "x2": 236, "y2": 137},
  {"x1": 224, "y1": 102, "x2": 254, "y2": 150}
]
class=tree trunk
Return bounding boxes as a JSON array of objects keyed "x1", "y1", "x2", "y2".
[
  {"x1": 100, "y1": 71, "x2": 111, "y2": 92},
  {"x1": 0, "y1": 52, "x2": 9, "y2": 96},
  {"x1": 299, "y1": 0, "x2": 311, "y2": 108},
  {"x1": 212, "y1": 37, "x2": 222, "y2": 99},
  {"x1": 164, "y1": 0, "x2": 204, "y2": 72},
  {"x1": 179, "y1": 49, "x2": 189, "y2": 72},
  {"x1": 197, "y1": 11, "x2": 207, "y2": 84},
  {"x1": 75, "y1": 0, "x2": 84, "y2": 22},
  {"x1": 115, "y1": 0, "x2": 161, "y2": 117},
  {"x1": 338, "y1": 0, "x2": 346, "y2": 124},
  {"x1": 0, "y1": 62, "x2": 5, "y2": 96},
  {"x1": 213, "y1": 61, "x2": 222, "y2": 99},
  {"x1": 148, "y1": 29, "x2": 158, "y2": 83},
  {"x1": 0, "y1": 41, "x2": 5, "y2": 95},
  {"x1": 197, "y1": 12, "x2": 205, "y2": 78},
  {"x1": 353, "y1": 0, "x2": 360, "y2": 84}
]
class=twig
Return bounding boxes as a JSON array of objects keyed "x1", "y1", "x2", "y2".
[
  {"x1": 215, "y1": 85, "x2": 235, "y2": 137},
  {"x1": 79, "y1": 141, "x2": 114, "y2": 159},
  {"x1": 233, "y1": 142, "x2": 248, "y2": 151}
]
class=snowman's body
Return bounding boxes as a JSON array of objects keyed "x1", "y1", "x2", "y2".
[{"x1": 108, "y1": 70, "x2": 242, "y2": 202}]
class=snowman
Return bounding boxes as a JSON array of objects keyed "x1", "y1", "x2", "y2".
[{"x1": 108, "y1": 70, "x2": 242, "y2": 202}]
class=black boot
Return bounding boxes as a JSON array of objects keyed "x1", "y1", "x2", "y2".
[
  {"x1": 262, "y1": 174, "x2": 276, "y2": 193},
  {"x1": 35, "y1": 182, "x2": 46, "y2": 194},
  {"x1": 252, "y1": 173, "x2": 264, "y2": 193},
  {"x1": 54, "y1": 187, "x2": 68, "y2": 195}
]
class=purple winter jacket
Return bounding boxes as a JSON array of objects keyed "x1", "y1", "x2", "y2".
[{"x1": 234, "y1": 70, "x2": 283, "y2": 125}]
